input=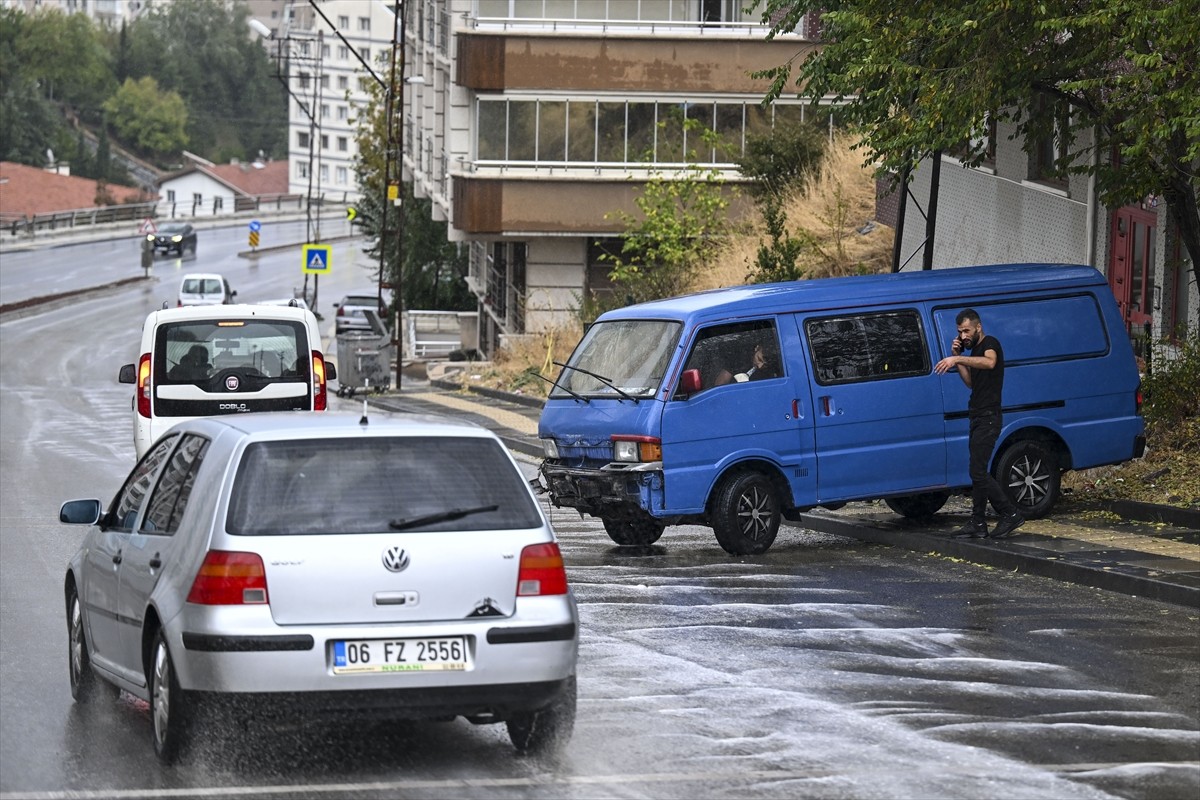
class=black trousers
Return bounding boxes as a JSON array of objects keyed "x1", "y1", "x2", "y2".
[{"x1": 968, "y1": 412, "x2": 1018, "y2": 521}]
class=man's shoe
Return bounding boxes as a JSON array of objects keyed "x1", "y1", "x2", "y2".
[
  {"x1": 951, "y1": 521, "x2": 988, "y2": 538},
  {"x1": 988, "y1": 514, "x2": 1025, "y2": 539}
]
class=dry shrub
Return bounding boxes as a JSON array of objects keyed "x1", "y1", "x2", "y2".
[
  {"x1": 460, "y1": 325, "x2": 584, "y2": 399},
  {"x1": 693, "y1": 133, "x2": 894, "y2": 292}
]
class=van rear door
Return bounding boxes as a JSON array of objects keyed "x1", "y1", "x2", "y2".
[{"x1": 796, "y1": 308, "x2": 948, "y2": 502}]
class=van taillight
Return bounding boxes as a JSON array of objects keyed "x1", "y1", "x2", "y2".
[
  {"x1": 313, "y1": 350, "x2": 327, "y2": 411},
  {"x1": 1136, "y1": 383, "x2": 1144, "y2": 415},
  {"x1": 186, "y1": 551, "x2": 269, "y2": 605},
  {"x1": 136, "y1": 354, "x2": 152, "y2": 418},
  {"x1": 516, "y1": 543, "x2": 568, "y2": 597}
]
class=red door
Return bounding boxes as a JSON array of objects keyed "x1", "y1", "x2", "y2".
[{"x1": 1108, "y1": 205, "x2": 1157, "y2": 327}]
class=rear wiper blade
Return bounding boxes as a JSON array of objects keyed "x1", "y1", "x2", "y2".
[
  {"x1": 552, "y1": 361, "x2": 638, "y2": 403},
  {"x1": 388, "y1": 504, "x2": 500, "y2": 531}
]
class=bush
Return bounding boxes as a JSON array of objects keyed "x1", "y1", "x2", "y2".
[{"x1": 1142, "y1": 334, "x2": 1200, "y2": 449}]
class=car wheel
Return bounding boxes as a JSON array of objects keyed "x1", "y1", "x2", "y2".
[
  {"x1": 150, "y1": 629, "x2": 193, "y2": 764},
  {"x1": 601, "y1": 515, "x2": 665, "y2": 546},
  {"x1": 993, "y1": 440, "x2": 1060, "y2": 520},
  {"x1": 711, "y1": 471, "x2": 780, "y2": 556},
  {"x1": 68, "y1": 587, "x2": 99, "y2": 702},
  {"x1": 507, "y1": 676, "x2": 576, "y2": 756},
  {"x1": 884, "y1": 491, "x2": 950, "y2": 519}
]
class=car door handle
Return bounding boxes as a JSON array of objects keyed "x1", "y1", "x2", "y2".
[
  {"x1": 149, "y1": 554, "x2": 162, "y2": 569},
  {"x1": 112, "y1": 551, "x2": 122, "y2": 565}
]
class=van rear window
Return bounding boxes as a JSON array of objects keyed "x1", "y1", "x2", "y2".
[
  {"x1": 226, "y1": 437, "x2": 542, "y2": 535},
  {"x1": 806, "y1": 310, "x2": 929, "y2": 384},
  {"x1": 156, "y1": 319, "x2": 309, "y2": 384}
]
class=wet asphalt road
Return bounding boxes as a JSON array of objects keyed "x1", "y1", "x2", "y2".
[{"x1": 0, "y1": 235, "x2": 1197, "y2": 799}]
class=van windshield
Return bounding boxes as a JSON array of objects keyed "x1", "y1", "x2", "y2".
[{"x1": 551, "y1": 319, "x2": 681, "y2": 399}]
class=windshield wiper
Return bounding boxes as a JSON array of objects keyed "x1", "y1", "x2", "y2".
[
  {"x1": 552, "y1": 361, "x2": 638, "y2": 404},
  {"x1": 531, "y1": 371, "x2": 588, "y2": 403},
  {"x1": 388, "y1": 504, "x2": 499, "y2": 531}
]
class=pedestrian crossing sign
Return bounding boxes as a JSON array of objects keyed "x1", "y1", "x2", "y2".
[{"x1": 302, "y1": 244, "x2": 332, "y2": 275}]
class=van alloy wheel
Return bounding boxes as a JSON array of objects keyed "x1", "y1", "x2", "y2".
[
  {"x1": 712, "y1": 471, "x2": 780, "y2": 556},
  {"x1": 994, "y1": 440, "x2": 1059, "y2": 519}
]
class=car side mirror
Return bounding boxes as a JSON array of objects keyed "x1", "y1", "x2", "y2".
[
  {"x1": 118, "y1": 363, "x2": 136, "y2": 384},
  {"x1": 679, "y1": 369, "x2": 702, "y2": 395},
  {"x1": 325, "y1": 361, "x2": 337, "y2": 381},
  {"x1": 60, "y1": 499, "x2": 102, "y2": 525}
]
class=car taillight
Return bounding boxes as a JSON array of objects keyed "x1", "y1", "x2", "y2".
[
  {"x1": 516, "y1": 543, "x2": 568, "y2": 597},
  {"x1": 336, "y1": 306, "x2": 346, "y2": 317},
  {"x1": 313, "y1": 350, "x2": 327, "y2": 410},
  {"x1": 136, "y1": 354, "x2": 151, "y2": 418},
  {"x1": 186, "y1": 551, "x2": 269, "y2": 605}
]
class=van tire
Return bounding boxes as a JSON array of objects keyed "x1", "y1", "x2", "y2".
[
  {"x1": 994, "y1": 440, "x2": 1059, "y2": 519},
  {"x1": 884, "y1": 491, "x2": 950, "y2": 519},
  {"x1": 602, "y1": 516, "x2": 665, "y2": 546},
  {"x1": 711, "y1": 472, "x2": 780, "y2": 556}
]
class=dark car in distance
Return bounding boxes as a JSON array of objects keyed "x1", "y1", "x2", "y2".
[{"x1": 148, "y1": 223, "x2": 197, "y2": 256}]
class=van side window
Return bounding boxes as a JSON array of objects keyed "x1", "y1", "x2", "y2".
[
  {"x1": 806, "y1": 310, "x2": 928, "y2": 385},
  {"x1": 109, "y1": 434, "x2": 179, "y2": 532},
  {"x1": 681, "y1": 319, "x2": 781, "y2": 393},
  {"x1": 141, "y1": 435, "x2": 210, "y2": 535}
]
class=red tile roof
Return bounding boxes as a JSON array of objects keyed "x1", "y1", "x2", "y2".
[
  {"x1": 163, "y1": 159, "x2": 290, "y2": 197},
  {"x1": 0, "y1": 161, "x2": 153, "y2": 217}
]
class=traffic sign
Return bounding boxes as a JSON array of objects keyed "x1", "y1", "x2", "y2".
[
  {"x1": 346, "y1": 207, "x2": 358, "y2": 222},
  {"x1": 249, "y1": 220, "x2": 262, "y2": 232},
  {"x1": 387, "y1": 184, "x2": 399, "y2": 201},
  {"x1": 302, "y1": 243, "x2": 332, "y2": 275},
  {"x1": 249, "y1": 231, "x2": 260, "y2": 248},
  {"x1": 139, "y1": 218, "x2": 158, "y2": 235}
]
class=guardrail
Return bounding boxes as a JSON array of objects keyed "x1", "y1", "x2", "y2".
[
  {"x1": 2, "y1": 202, "x2": 158, "y2": 237},
  {"x1": 404, "y1": 310, "x2": 473, "y2": 360}
]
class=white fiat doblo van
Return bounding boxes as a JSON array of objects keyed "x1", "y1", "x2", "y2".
[{"x1": 119, "y1": 303, "x2": 337, "y2": 459}]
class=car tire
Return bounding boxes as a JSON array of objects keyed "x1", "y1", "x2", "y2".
[
  {"x1": 150, "y1": 629, "x2": 194, "y2": 764},
  {"x1": 601, "y1": 515, "x2": 665, "y2": 546},
  {"x1": 993, "y1": 440, "x2": 1060, "y2": 520},
  {"x1": 711, "y1": 471, "x2": 780, "y2": 556},
  {"x1": 68, "y1": 587, "x2": 102, "y2": 703},
  {"x1": 884, "y1": 491, "x2": 950, "y2": 519},
  {"x1": 507, "y1": 676, "x2": 576, "y2": 756}
]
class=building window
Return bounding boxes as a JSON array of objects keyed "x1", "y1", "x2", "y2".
[
  {"x1": 358, "y1": 16, "x2": 370, "y2": 31},
  {"x1": 298, "y1": 72, "x2": 310, "y2": 89},
  {"x1": 337, "y1": 106, "x2": 348, "y2": 120},
  {"x1": 320, "y1": 164, "x2": 329, "y2": 182},
  {"x1": 298, "y1": 131, "x2": 310, "y2": 148},
  {"x1": 166, "y1": 189, "x2": 176, "y2": 203},
  {"x1": 320, "y1": 134, "x2": 329, "y2": 149},
  {"x1": 949, "y1": 114, "x2": 996, "y2": 168},
  {"x1": 192, "y1": 193, "x2": 202, "y2": 205},
  {"x1": 338, "y1": 75, "x2": 349, "y2": 90},
  {"x1": 321, "y1": 43, "x2": 330, "y2": 58},
  {"x1": 337, "y1": 136, "x2": 348, "y2": 152},
  {"x1": 320, "y1": 104, "x2": 330, "y2": 118},
  {"x1": 338, "y1": 45, "x2": 349, "y2": 60},
  {"x1": 336, "y1": 166, "x2": 348, "y2": 184},
  {"x1": 338, "y1": 15, "x2": 349, "y2": 28},
  {"x1": 297, "y1": 162, "x2": 308, "y2": 178},
  {"x1": 1030, "y1": 96, "x2": 1070, "y2": 186},
  {"x1": 213, "y1": 196, "x2": 223, "y2": 212}
]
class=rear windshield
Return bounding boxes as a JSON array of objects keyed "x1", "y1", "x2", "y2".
[
  {"x1": 182, "y1": 278, "x2": 222, "y2": 294},
  {"x1": 156, "y1": 318, "x2": 309, "y2": 384},
  {"x1": 226, "y1": 437, "x2": 543, "y2": 535}
]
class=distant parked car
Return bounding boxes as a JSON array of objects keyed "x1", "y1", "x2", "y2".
[
  {"x1": 58, "y1": 412, "x2": 578, "y2": 763},
  {"x1": 177, "y1": 273, "x2": 235, "y2": 307},
  {"x1": 148, "y1": 222, "x2": 197, "y2": 256},
  {"x1": 260, "y1": 297, "x2": 310, "y2": 311},
  {"x1": 334, "y1": 292, "x2": 388, "y2": 334}
]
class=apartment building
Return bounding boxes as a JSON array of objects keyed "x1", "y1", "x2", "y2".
[{"x1": 400, "y1": 0, "x2": 823, "y2": 356}]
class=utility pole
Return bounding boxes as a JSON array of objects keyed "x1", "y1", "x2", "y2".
[
  {"x1": 380, "y1": 0, "x2": 400, "y2": 384},
  {"x1": 394, "y1": 0, "x2": 409, "y2": 391}
]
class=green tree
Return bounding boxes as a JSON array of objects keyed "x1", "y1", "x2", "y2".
[
  {"x1": 602, "y1": 120, "x2": 733, "y2": 307},
  {"x1": 758, "y1": 0, "x2": 1200, "y2": 290},
  {"x1": 102, "y1": 77, "x2": 189, "y2": 156},
  {"x1": 0, "y1": 9, "x2": 67, "y2": 163},
  {"x1": 11, "y1": 7, "x2": 114, "y2": 110}
]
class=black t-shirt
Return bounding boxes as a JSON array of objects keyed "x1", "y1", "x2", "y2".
[{"x1": 968, "y1": 334, "x2": 1004, "y2": 415}]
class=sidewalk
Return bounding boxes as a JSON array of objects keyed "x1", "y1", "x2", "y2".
[{"x1": 366, "y1": 379, "x2": 1200, "y2": 609}]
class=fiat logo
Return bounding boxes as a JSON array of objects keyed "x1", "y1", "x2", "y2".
[
  {"x1": 224, "y1": 374, "x2": 240, "y2": 391},
  {"x1": 382, "y1": 546, "x2": 410, "y2": 573}
]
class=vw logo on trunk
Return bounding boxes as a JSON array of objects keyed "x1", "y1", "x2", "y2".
[
  {"x1": 382, "y1": 546, "x2": 410, "y2": 572},
  {"x1": 224, "y1": 374, "x2": 240, "y2": 391}
]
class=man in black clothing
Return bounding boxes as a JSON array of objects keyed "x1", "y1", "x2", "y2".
[{"x1": 934, "y1": 309, "x2": 1025, "y2": 539}]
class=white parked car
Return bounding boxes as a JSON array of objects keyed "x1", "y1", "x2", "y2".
[
  {"x1": 58, "y1": 413, "x2": 579, "y2": 763},
  {"x1": 118, "y1": 304, "x2": 336, "y2": 459}
]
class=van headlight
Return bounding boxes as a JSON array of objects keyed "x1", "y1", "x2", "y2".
[
  {"x1": 612, "y1": 437, "x2": 662, "y2": 463},
  {"x1": 541, "y1": 438, "x2": 559, "y2": 459}
]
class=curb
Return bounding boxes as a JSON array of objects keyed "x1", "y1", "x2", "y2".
[
  {"x1": 430, "y1": 378, "x2": 547, "y2": 410},
  {"x1": 1107, "y1": 500, "x2": 1200, "y2": 530},
  {"x1": 792, "y1": 512, "x2": 1200, "y2": 609}
]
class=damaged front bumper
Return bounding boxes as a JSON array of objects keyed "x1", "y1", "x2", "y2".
[{"x1": 540, "y1": 461, "x2": 664, "y2": 519}]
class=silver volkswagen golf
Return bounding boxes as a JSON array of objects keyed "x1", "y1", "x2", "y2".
[{"x1": 59, "y1": 412, "x2": 578, "y2": 763}]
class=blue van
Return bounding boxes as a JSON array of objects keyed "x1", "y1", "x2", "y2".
[{"x1": 537, "y1": 264, "x2": 1145, "y2": 555}]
